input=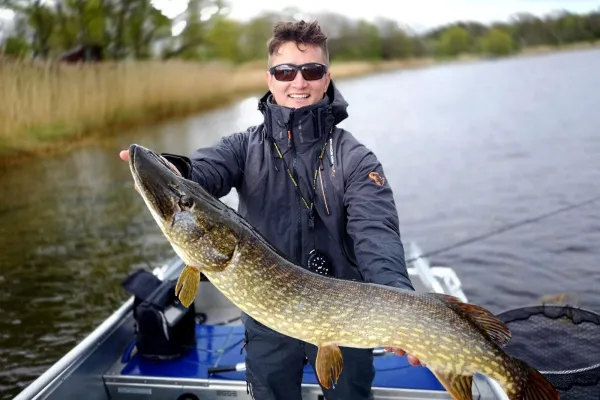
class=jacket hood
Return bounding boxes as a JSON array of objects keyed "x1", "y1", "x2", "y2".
[{"x1": 258, "y1": 80, "x2": 349, "y2": 149}]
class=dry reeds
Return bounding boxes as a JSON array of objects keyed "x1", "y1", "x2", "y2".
[
  {"x1": 0, "y1": 60, "x2": 249, "y2": 155},
  {"x1": 0, "y1": 58, "x2": 430, "y2": 160}
]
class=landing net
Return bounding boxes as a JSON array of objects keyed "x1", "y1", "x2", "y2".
[{"x1": 496, "y1": 304, "x2": 600, "y2": 400}]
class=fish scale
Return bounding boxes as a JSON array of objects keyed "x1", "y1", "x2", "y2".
[{"x1": 128, "y1": 144, "x2": 560, "y2": 400}]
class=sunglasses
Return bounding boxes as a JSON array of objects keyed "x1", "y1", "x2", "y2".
[{"x1": 268, "y1": 63, "x2": 328, "y2": 82}]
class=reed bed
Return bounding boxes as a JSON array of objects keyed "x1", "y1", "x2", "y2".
[{"x1": 0, "y1": 57, "x2": 434, "y2": 160}]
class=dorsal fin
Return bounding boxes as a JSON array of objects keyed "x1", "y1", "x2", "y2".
[
  {"x1": 431, "y1": 293, "x2": 464, "y2": 304},
  {"x1": 430, "y1": 293, "x2": 512, "y2": 347}
]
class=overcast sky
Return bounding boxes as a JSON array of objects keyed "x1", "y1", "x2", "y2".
[{"x1": 151, "y1": 0, "x2": 599, "y2": 30}]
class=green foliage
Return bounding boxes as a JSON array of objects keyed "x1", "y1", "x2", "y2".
[
  {"x1": 329, "y1": 20, "x2": 382, "y2": 60},
  {"x1": 481, "y1": 28, "x2": 515, "y2": 56},
  {"x1": 380, "y1": 23, "x2": 413, "y2": 60},
  {"x1": 436, "y1": 26, "x2": 470, "y2": 57},
  {"x1": 236, "y1": 14, "x2": 276, "y2": 62},
  {"x1": 3, "y1": 36, "x2": 29, "y2": 56},
  {"x1": 204, "y1": 17, "x2": 242, "y2": 61},
  {"x1": 2, "y1": 2, "x2": 600, "y2": 62}
]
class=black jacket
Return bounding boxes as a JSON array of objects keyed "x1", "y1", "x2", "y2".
[{"x1": 163, "y1": 81, "x2": 414, "y2": 291}]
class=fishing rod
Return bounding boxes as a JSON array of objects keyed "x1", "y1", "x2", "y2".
[{"x1": 405, "y1": 194, "x2": 600, "y2": 264}]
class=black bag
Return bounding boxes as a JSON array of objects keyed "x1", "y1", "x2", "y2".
[{"x1": 122, "y1": 268, "x2": 197, "y2": 360}]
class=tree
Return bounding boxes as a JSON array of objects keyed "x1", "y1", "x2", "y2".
[
  {"x1": 204, "y1": 16, "x2": 241, "y2": 61},
  {"x1": 436, "y1": 26, "x2": 469, "y2": 57},
  {"x1": 481, "y1": 28, "x2": 515, "y2": 56},
  {"x1": 376, "y1": 18, "x2": 413, "y2": 59}
]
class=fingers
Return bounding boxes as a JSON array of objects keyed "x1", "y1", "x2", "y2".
[
  {"x1": 384, "y1": 347, "x2": 422, "y2": 366},
  {"x1": 119, "y1": 149, "x2": 179, "y2": 191},
  {"x1": 162, "y1": 157, "x2": 182, "y2": 176},
  {"x1": 119, "y1": 149, "x2": 139, "y2": 193},
  {"x1": 384, "y1": 347, "x2": 407, "y2": 357},
  {"x1": 119, "y1": 150, "x2": 129, "y2": 162},
  {"x1": 407, "y1": 354, "x2": 421, "y2": 366},
  {"x1": 120, "y1": 149, "x2": 180, "y2": 177}
]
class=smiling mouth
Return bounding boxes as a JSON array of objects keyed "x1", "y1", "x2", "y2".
[{"x1": 288, "y1": 94, "x2": 309, "y2": 99}]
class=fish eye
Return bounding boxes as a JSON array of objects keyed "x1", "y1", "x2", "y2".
[{"x1": 180, "y1": 195, "x2": 194, "y2": 209}]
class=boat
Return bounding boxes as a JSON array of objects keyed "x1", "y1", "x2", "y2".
[{"x1": 14, "y1": 242, "x2": 510, "y2": 400}]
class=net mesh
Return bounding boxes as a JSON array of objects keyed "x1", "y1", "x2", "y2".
[{"x1": 496, "y1": 304, "x2": 600, "y2": 400}]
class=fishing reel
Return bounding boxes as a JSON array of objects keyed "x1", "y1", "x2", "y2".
[{"x1": 307, "y1": 249, "x2": 332, "y2": 276}]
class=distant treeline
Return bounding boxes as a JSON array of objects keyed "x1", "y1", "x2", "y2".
[{"x1": 2, "y1": 0, "x2": 600, "y2": 62}]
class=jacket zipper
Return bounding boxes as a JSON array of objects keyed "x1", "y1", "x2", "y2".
[{"x1": 286, "y1": 110, "x2": 303, "y2": 265}]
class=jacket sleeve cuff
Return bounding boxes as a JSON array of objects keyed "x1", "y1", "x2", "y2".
[
  {"x1": 388, "y1": 279, "x2": 415, "y2": 291},
  {"x1": 161, "y1": 153, "x2": 192, "y2": 179},
  {"x1": 369, "y1": 270, "x2": 415, "y2": 291}
]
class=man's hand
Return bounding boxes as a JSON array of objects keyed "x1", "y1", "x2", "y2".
[
  {"x1": 119, "y1": 149, "x2": 181, "y2": 193},
  {"x1": 384, "y1": 347, "x2": 422, "y2": 366}
]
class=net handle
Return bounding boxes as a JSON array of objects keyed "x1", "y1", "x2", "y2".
[
  {"x1": 540, "y1": 362, "x2": 600, "y2": 375},
  {"x1": 496, "y1": 304, "x2": 600, "y2": 325}
]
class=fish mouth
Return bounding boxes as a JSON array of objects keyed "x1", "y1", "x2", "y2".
[
  {"x1": 128, "y1": 144, "x2": 228, "y2": 222},
  {"x1": 129, "y1": 144, "x2": 181, "y2": 223}
]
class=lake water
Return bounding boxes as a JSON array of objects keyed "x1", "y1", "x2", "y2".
[{"x1": 1, "y1": 48, "x2": 600, "y2": 398}]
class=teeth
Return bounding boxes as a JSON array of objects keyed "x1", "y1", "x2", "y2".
[{"x1": 289, "y1": 94, "x2": 309, "y2": 99}]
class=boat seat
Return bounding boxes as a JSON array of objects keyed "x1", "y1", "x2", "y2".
[{"x1": 120, "y1": 324, "x2": 445, "y2": 391}]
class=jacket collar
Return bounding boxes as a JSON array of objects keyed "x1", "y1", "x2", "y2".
[{"x1": 258, "y1": 80, "x2": 349, "y2": 151}]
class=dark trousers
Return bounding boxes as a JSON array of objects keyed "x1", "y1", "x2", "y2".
[{"x1": 243, "y1": 315, "x2": 375, "y2": 400}]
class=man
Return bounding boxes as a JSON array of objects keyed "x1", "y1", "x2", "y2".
[{"x1": 120, "y1": 20, "x2": 420, "y2": 400}]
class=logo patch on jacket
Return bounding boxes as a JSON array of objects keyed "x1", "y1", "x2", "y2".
[{"x1": 368, "y1": 172, "x2": 385, "y2": 186}]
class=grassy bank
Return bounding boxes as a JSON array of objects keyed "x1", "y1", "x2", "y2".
[{"x1": 1, "y1": 41, "x2": 598, "y2": 166}]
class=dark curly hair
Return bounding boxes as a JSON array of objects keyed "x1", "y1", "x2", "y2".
[{"x1": 267, "y1": 20, "x2": 329, "y2": 65}]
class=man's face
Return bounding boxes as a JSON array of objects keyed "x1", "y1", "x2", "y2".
[{"x1": 265, "y1": 41, "x2": 331, "y2": 109}]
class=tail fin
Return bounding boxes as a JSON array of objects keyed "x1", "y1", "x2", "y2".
[{"x1": 511, "y1": 358, "x2": 560, "y2": 400}]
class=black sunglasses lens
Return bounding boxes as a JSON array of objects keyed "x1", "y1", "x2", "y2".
[
  {"x1": 272, "y1": 64, "x2": 326, "y2": 81},
  {"x1": 301, "y1": 64, "x2": 326, "y2": 81},
  {"x1": 273, "y1": 66, "x2": 297, "y2": 81}
]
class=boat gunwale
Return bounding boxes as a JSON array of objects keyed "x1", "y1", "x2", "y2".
[{"x1": 103, "y1": 375, "x2": 456, "y2": 399}]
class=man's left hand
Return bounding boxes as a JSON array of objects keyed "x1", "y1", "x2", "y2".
[{"x1": 384, "y1": 347, "x2": 422, "y2": 366}]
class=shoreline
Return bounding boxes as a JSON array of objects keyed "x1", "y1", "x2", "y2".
[{"x1": 1, "y1": 41, "x2": 598, "y2": 167}]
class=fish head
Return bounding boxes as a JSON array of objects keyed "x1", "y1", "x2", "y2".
[{"x1": 128, "y1": 144, "x2": 238, "y2": 272}]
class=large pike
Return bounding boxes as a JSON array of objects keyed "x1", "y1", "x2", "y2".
[{"x1": 128, "y1": 144, "x2": 559, "y2": 400}]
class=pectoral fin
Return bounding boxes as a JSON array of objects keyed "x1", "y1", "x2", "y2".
[
  {"x1": 431, "y1": 370, "x2": 473, "y2": 400},
  {"x1": 315, "y1": 345, "x2": 344, "y2": 389},
  {"x1": 175, "y1": 265, "x2": 200, "y2": 307}
]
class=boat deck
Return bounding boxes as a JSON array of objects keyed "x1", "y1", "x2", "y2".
[
  {"x1": 106, "y1": 323, "x2": 447, "y2": 393},
  {"x1": 103, "y1": 277, "x2": 453, "y2": 399}
]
